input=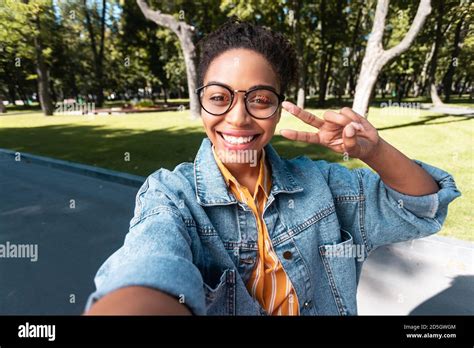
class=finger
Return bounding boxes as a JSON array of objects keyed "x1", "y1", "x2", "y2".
[
  {"x1": 350, "y1": 121, "x2": 365, "y2": 132},
  {"x1": 340, "y1": 107, "x2": 372, "y2": 129},
  {"x1": 339, "y1": 107, "x2": 368, "y2": 132},
  {"x1": 323, "y1": 122, "x2": 364, "y2": 147},
  {"x1": 328, "y1": 139, "x2": 344, "y2": 146},
  {"x1": 339, "y1": 107, "x2": 364, "y2": 122},
  {"x1": 280, "y1": 129, "x2": 320, "y2": 144},
  {"x1": 322, "y1": 110, "x2": 353, "y2": 127},
  {"x1": 342, "y1": 122, "x2": 360, "y2": 154},
  {"x1": 282, "y1": 101, "x2": 324, "y2": 129}
]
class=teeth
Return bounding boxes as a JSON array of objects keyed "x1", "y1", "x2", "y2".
[{"x1": 221, "y1": 133, "x2": 255, "y2": 145}]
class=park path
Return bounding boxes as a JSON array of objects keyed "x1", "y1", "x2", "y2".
[
  {"x1": 423, "y1": 104, "x2": 474, "y2": 116},
  {"x1": 0, "y1": 154, "x2": 137, "y2": 314},
  {"x1": 0, "y1": 153, "x2": 472, "y2": 314}
]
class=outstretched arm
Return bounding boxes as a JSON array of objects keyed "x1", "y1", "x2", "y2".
[
  {"x1": 84, "y1": 286, "x2": 192, "y2": 315},
  {"x1": 360, "y1": 137, "x2": 439, "y2": 196}
]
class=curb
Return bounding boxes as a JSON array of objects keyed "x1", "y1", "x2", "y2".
[{"x1": 0, "y1": 148, "x2": 146, "y2": 188}]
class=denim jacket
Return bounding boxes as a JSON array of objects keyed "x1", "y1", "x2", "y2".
[{"x1": 85, "y1": 138, "x2": 461, "y2": 315}]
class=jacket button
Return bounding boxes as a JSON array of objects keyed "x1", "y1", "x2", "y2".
[
  {"x1": 283, "y1": 251, "x2": 292, "y2": 260},
  {"x1": 303, "y1": 300, "x2": 312, "y2": 309}
]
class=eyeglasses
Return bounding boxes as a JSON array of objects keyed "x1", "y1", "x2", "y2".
[{"x1": 195, "y1": 83, "x2": 285, "y2": 119}]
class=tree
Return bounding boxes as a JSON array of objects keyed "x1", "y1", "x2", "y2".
[
  {"x1": 346, "y1": 2, "x2": 366, "y2": 99},
  {"x1": 0, "y1": 95, "x2": 6, "y2": 113},
  {"x1": 352, "y1": 0, "x2": 431, "y2": 117},
  {"x1": 317, "y1": 0, "x2": 346, "y2": 107},
  {"x1": 136, "y1": 0, "x2": 200, "y2": 119},
  {"x1": 442, "y1": 6, "x2": 470, "y2": 102},
  {"x1": 426, "y1": 0, "x2": 446, "y2": 106},
  {"x1": 33, "y1": 4, "x2": 54, "y2": 115},
  {"x1": 291, "y1": 0, "x2": 306, "y2": 108},
  {"x1": 117, "y1": 0, "x2": 174, "y2": 103},
  {"x1": 83, "y1": 0, "x2": 107, "y2": 107},
  {"x1": 0, "y1": 0, "x2": 55, "y2": 115}
]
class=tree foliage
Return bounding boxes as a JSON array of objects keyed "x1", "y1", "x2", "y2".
[{"x1": 0, "y1": 0, "x2": 471, "y2": 115}]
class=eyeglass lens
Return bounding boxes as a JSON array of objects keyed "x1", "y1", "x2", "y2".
[{"x1": 199, "y1": 85, "x2": 280, "y2": 119}]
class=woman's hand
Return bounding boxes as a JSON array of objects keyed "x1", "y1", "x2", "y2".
[{"x1": 280, "y1": 102, "x2": 380, "y2": 161}]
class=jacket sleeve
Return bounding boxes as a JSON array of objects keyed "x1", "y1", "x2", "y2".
[
  {"x1": 84, "y1": 172, "x2": 206, "y2": 315},
  {"x1": 324, "y1": 159, "x2": 461, "y2": 253}
]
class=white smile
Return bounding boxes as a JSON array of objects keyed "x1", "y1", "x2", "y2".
[{"x1": 220, "y1": 133, "x2": 257, "y2": 145}]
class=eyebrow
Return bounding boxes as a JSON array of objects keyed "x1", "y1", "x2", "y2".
[{"x1": 206, "y1": 81, "x2": 279, "y2": 93}]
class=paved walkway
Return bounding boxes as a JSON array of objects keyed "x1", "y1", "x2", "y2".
[
  {"x1": 0, "y1": 154, "x2": 472, "y2": 314},
  {"x1": 358, "y1": 236, "x2": 473, "y2": 315},
  {"x1": 0, "y1": 155, "x2": 138, "y2": 314},
  {"x1": 422, "y1": 104, "x2": 474, "y2": 116}
]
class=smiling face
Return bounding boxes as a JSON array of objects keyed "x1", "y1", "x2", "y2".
[{"x1": 200, "y1": 48, "x2": 282, "y2": 166}]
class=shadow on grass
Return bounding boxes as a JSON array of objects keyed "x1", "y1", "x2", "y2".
[
  {"x1": 0, "y1": 110, "x2": 44, "y2": 116},
  {"x1": 2, "y1": 111, "x2": 470, "y2": 176},
  {"x1": 0, "y1": 124, "x2": 359, "y2": 177}
]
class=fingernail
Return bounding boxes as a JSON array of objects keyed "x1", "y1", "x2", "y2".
[
  {"x1": 345, "y1": 125, "x2": 355, "y2": 137},
  {"x1": 351, "y1": 122, "x2": 364, "y2": 131}
]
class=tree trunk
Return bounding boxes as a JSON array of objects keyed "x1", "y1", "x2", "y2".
[
  {"x1": 318, "y1": 0, "x2": 343, "y2": 107},
  {"x1": 70, "y1": 73, "x2": 79, "y2": 100},
  {"x1": 348, "y1": 5, "x2": 363, "y2": 98},
  {"x1": 293, "y1": 0, "x2": 306, "y2": 108},
  {"x1": 405, "y1": 75, "x2": 415, "y2": 99},
  {"x1": 163, "y1": 87, "x2": 168, "y2": 104},
  {"x1": 453, "y1": 75, "x2": 463, "y2": 95},
  {"x1": 137, "y1": 0, "x2": 200, "y2": 119},
  {"x1": 396, "y1": 75, "x2": 403, "y2": 103},
  {"x1": 417, "y1": 42, "x2": 436, "y2": 97},
  {"x1": 50, "y1": 79, "x2": 57, "y2": 104},
  {"x1": 430, "y1": 83, "x2": 443, "y2": 106},
  {"x1": 458, "y1": 76, "x2": 470, "y2": 97},
  {"x1": 34, "y1": 15, "x2": 54, "y2": 116},
  {"x1": 379, "y1": 74, "x2": 388, "y2": 99},
  {"x1": 0, "y1": 95, "x2": 6, "y2": 113},
  {"x1": 84, "y1": 0, "x2": 106, "y2": 107},
  {"x1": 296, "y1": 73, "x2": 306, "y2": 108},
  {"x1": 6, "y1": 77, "x2": 17, "y2": 105},
  {"x1": 442, "y1": 12, "x2": 468, "y2": 103},
  {"x1": 427, "y1": 0, "x2": 444, "y2": 107},
  {"x1": 17, "y1": 83, "x2": 29, "y2": 106},
  {"x1": 352, "y1": 0, "x2": 431, "y2": 117}
]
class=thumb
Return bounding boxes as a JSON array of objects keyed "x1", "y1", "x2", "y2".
[{"x1": 343, "y1": 122, "x2": 360, "y2": 155}]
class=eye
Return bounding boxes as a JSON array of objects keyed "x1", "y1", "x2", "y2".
[
  {"x1": 209, "y1": 94, "x2": 230, "y2": 104},
  {"x1": 251, "y1": 95, "x2": 271, "y2": 104}
]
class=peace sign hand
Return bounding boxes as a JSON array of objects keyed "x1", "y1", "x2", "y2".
[{"x1": 280, "y1": 102, "x2": 381, "y2": 161}]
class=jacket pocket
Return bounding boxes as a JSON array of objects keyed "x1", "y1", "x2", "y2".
[
  {"x1": 318, "y1": 229, "x2": 358, "y2": 315},
  {"x1": 203, "y1": 268, "x2": 236, "y2": 315}
]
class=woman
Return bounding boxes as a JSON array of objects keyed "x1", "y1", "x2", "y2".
[{"x1": 85, "y1": 19, "x2": 460, "y2": 316}]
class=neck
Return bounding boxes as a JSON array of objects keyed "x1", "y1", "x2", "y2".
[
  {"x1": 225, "y1": 159, "x2": 261, "y2": 184},
  {"x1": 215, "y1": 147, "x2": 264, "y2": 192}
]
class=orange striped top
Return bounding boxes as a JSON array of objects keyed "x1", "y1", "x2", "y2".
[{"x1": 212, "y1": 146, "x2": 300, "y2": 315}]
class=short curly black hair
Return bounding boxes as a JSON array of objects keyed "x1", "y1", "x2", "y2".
[{"x1": 197, "y1": 17, "x2": 297, "y2": 96}]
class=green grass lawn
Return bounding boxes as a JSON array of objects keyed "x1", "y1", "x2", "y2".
[{"x1": 0, "y1": 106, "x2": 472, "y2": 241}]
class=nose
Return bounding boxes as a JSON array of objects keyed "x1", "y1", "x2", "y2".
[{"x1": 225, "y1": 92, "x2": 252, "y2": 127}]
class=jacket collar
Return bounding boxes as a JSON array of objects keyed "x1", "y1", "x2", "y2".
[{"x1": 194, "y1": 138, "x2": 303, "y2": 206}]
